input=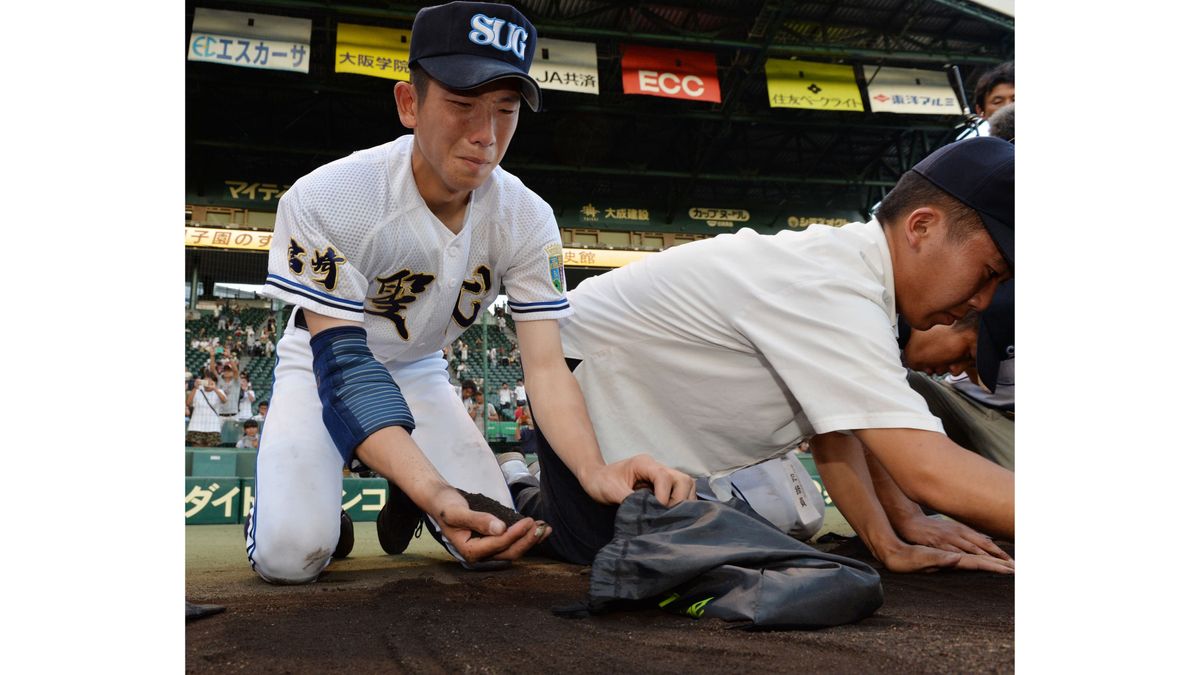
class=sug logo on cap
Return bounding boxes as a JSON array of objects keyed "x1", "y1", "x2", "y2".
[{"x1": 467, "y1": 13, "x2": 528, "y2": 59}]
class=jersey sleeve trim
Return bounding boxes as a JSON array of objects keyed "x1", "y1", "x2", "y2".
[
  {"x1": 509, "y1": 298, "x2": 570, "y2": 313},
  {"x1": 510, "y1": 305, "x2": 573, "y2": 322},
  {"x1": 265, "y1": 273, "x2": 364, "y2": 312}
]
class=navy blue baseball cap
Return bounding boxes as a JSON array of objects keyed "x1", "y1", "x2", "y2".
[
  {"x1": 976, "y1": 279, "x2": 1013, "y2": 393},
  {"x1": 912, "y1": 136, "x2": 1015, "y2": 267},
  {"x1": 409, "y1": 1, "x2": 542, "y2": 111}
]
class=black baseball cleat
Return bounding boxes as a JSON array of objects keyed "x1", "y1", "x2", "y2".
[
  {"x1": 376, "y1": 481, "x2": 424, "y2": 555},
  {"x1": 332, "y1": 509, "x2": 354, "y2": 559}
]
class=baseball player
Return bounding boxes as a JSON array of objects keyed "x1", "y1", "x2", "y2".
[
  {"x1": 507, "y1": 137, "x2": 1016, "y2": 573},
  {"x1": 246, "y1": 1, "x2": 692, "y2": 584}
]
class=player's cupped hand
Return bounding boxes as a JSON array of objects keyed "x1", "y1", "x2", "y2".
[
  {"x1": 581, "y1": 454, "x2": 697, "y2": 507},
  {"x1": 895, "y1": 513, "x2": 1012, "y2": 562},
  {"x1": 427, "y1": 488, "x2": 550, "y2": 563}
]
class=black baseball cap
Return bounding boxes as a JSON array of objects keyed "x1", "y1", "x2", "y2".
[
  {"x1": 912, "y1": 136, "x2": 1015, "y2": 268},
  {"x1": 409, "y1": 1, "x2": 542, "y2": 111}
]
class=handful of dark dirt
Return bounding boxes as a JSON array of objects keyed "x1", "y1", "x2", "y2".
[{"x1": 457, "y1": 488, "x2": 526, "y2": 535}]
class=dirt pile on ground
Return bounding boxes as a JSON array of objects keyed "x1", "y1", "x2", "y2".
[{"x1": 187, "y1": 537, "x2": 1014, "y2": 673}]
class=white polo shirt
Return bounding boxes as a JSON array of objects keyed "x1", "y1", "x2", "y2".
[{"x1": 559, "y1": 220, "x2": 943, "y2": 478}]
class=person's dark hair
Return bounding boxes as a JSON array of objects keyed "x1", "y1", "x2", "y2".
[
  {"x1": 243, "y1": 419, "x2": 259, "y2": 430},
  {"x1": 258, "y1": 400, "x2": 269, "y2": 409},
  {"x1": 876, "y1": 171, "x2": 984, "y2": 244},
  {"x1": 972, "y1": 61, "x2": 1014, "y2": 114},
  {"x1": 988, "y1": 103, "x2": 1015, "y2": 142},
  {"x1": 410, "y1": 63, "x2": 431, "y2": 101}
]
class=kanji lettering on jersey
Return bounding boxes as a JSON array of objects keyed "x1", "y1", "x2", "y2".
[
  {"x1": 288, "y1": 238, "x2": 307, "y2": 275},
  {"x1": 309, "y1": 246, "x2": 346, "y2": 290},
  {"x1": 365, "y1": 269, "x2": 436, "y2": 339},
  {"x1": 452, "y1": 265, "x2": 494, "y2": 327}
]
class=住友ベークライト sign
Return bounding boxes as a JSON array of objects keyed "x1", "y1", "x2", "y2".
[{"x1": 764, "y1": 59, "x2": 863, "y2": 111}]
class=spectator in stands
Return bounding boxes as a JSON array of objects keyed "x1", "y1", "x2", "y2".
[
  {"x1": 514, "y1": 378, "x2": 527, "y2": 408},
  {"x1": 455, "y1": 361, "x2": 469, "y2": 380},
  {"x1": 460, "y1": 380, "x2": 478, "y2": 413},
  {"x1": 488, "y1": 346, "x2": 498, "y2": 367},
  {"x1": 237, "y1": 375, "x2": 256, "y2": 421},
  {"x1": 217, "y1": 312, "x2": 229, "y2": 331},
  {"x1": 262, "y1": 334, "x2": 275, "y2": 358},
  {"x1": 252, "y1": 400, "x2": 269, "y2": 424},
  {"x1": 514, "y1": 411, "x2": 537, "y2": 457},
  {"x1": 187, "y1": 374, "x2": 227, "y2": 447},
  {"x1": 237, "y1": 419, "x2": 261, "y2": 449},
  {"x1": 498, "y1": 382, "x2": 513, "y2": 415},
  {"x1": 973, "y1": 62, "x2": 1014, "y2": 121},
  {"x1": 469, "y1": 390, "x2": 499, "y2": 437},
  {"x1": 957, "y1": 62, "x2": 1014, "y2": 140},
  {"x1": 510, "y1": 346, "x2": 521, "y2": 368},
  {"x1": 456, "y1": 339, "x2": 468, "y2": 363},
  {"x1": 209, "y1": 346, "x2": 241, "y2": 424}
]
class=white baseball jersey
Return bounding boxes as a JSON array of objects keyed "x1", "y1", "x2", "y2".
[
  {"x1": 262, "y1": 134, "x2": 572, "y2": 360},
  {"x1": 559, "y1": 220, "x2": 943, "y2": 478},
  {"x1": 248, "y1": 134, "x2": 571, "y2": 584}
]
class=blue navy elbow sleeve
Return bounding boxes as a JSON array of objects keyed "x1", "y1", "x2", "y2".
[{"x1": 309, "y1": 325, "x2": 415, "y2": 463}]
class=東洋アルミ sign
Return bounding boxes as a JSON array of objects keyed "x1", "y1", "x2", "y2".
[
  {"x1": 621, "y1": 45, "x2": 720, "y2": 103},
  {"x1": 863, "y1": 66, "x2": 960, "y2": 115}
]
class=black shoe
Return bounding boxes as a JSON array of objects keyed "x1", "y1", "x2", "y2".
[
  {"x1": 376, "y1": 482, "x2": 423, "y2": 555},
  {"x1": 332, "y1": 509, "x2": 354, "y2": 559}
]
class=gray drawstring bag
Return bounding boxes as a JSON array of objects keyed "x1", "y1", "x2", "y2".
[{"x1": 559, "y1": 490, "x2": 883, "y2": 630}]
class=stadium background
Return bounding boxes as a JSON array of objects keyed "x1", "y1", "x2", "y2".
[{"x1": 176, "y1": 1, "x2": 1026, "y2": 670}]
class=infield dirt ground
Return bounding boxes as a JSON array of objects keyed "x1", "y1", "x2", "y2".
[{"x1": 186, "y1": 519, "x2": 1014, "y2": 673}]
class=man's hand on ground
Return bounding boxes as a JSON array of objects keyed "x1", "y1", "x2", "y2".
[
  {"x1": 579, "y1": 454, "x2": 697, "y2": 507},
  {"x1": 895, "y1": 513, "x2": 1012, "y2": 562},
  {"x1": 426, "y1": 487, "x2": 550, "y2": 563},
  {"x1": 880, "y1": 541, "x2": 1015, "y2": 575}
]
